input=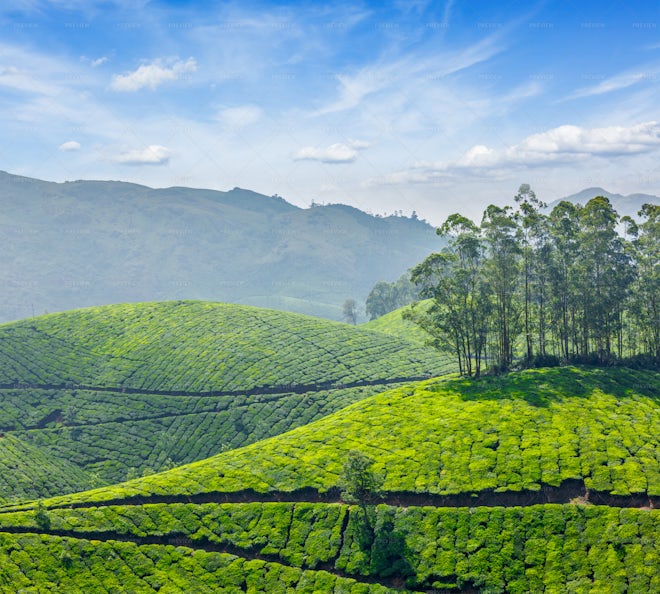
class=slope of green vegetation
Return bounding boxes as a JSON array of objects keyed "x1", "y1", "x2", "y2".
[
  {"x1": 0, "y1": 532, "x2": 400, "y2": 593},
  {"x1": 8, "y1": 384, "x2": 408, "y2": 484},
  {"x1": 0, "y1": 367, "x2": 657, "y2": 592},
  {"x1": 0, "y1": 301, "x2": 447, "y2": 391},
  {"x1": 0, "y1": 436, "x2": 91, "y2": 504},
  {"x1": 23, "y1": 367, "x2": 658, "y2": 509},
  {"x1": 0, "y1": 502, "x2": 656, "y2": 592},
  {"x1": 362, "y1": 300, "x2": 432, "y2": 346},
  {"x1": 0, "y1": 301, "x2": 452, "y2": 501}
]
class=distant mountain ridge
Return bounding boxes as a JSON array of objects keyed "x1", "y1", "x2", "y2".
[
  {"x1": 0, "y1": 170, "x2": 439, "y2": 323},
  {"x1": 550, "y1": 187, "x2": 659, "y2": 217}
]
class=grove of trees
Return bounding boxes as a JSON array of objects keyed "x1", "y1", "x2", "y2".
[
  {"x1": 406, "y1": 185, "x2": 658, "y2": 376},
  {"x1": 365, "y1": 272, "x2": 419, "y2": 320}
]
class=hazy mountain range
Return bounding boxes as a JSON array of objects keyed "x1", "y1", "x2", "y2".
[
  {"x1": 549, "y1": 187, "x2": 658, "y2": 217},
  {"x1": 1, "y1": 171, "x2": 657, "y2": 324},
  {"x1": 0, "y1": 171, "x2": 439, "y2": 323}
]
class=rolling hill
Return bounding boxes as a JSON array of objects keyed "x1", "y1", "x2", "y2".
[
  {"x1": 27, "y1": 366, "x2": 658, "y2": 505},
  {"x1": 0, "y1": 170, "x2": 440, "y2": 323},
  {"x1": 0, "y1": 367, "x2": 657, "y2": 592},
  {"x1": 0, "y1": 301, "x2": 452, "y2": 499},
  {"x1": 362, "y1": 301, "x2": 432, "y2": 346}
]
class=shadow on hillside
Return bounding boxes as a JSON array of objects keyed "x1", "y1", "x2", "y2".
[{"x1": 442, "y1": 366, "x2": 659, "y2": 407}]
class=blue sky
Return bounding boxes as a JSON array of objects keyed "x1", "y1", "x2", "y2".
[{"x1": 1, "y1": 0, "x2": 658, "y2": 223}]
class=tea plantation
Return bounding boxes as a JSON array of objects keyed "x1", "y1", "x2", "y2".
[
  {"x1": 0, "y1": 304, "x2": 658, "y2": 592},
  {"x1": 0, "y1": 301, "x2": 453, "y2": 500},
  {"x1": 0, "y1": 502, "x2": 656, "y2": 592},
  {"x1": 0, "y1": 301, "x2": 447, "y2": 391},
  {"x1": 23, "y1": 367, "x2": 657, "y2": 508},
  {"x1": 0, "y1": 368, "x2": 660, "y2": 594}
]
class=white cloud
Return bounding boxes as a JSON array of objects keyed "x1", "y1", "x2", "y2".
[
  {"x1": 512, "y1": 121, "x2": 660, "y2": 158},
  {"x1": 80, "y1": 55, "x2": 108, "y2": 67},
  {"x1": 111, "y1": 58, "x2": 197, "y2": 92},
  {"x1": 371, "y1": 121, "x2": 660, "y2": 185},
  {"x1": 216, "y1": 105, "x2": 262, "y2": 128},
  {"x1": 59, "y1": 140, "x2": 81, "y2": 151},
  {"x1": 115, "y1": 145, "x2": 173, "y2": 165},
  {"x1": 294, "y1": 139, "x2": 371, "y2": 164},
  {"x1": 316, "y1": 64, "x2": 402, "y2": 115}
]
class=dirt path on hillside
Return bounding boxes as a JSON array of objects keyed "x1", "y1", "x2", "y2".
[{"x1": 21, "y1": 479, "x2": 657, "y2": 513}]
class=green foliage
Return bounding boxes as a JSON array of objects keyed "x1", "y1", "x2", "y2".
[
  {"x1": 0, "y1": 532, "x2": 402, "y2": 593},
  {"x1": 16, "y1": 367, "x2": 657, "y2": 510},
  {"x1": 0, "y1": 301, "x2": 448, "y2": 391},
  {"x1": 0, "y1": 367, "x2": 656, "y2": 591},
  {"x1": 0, "y1": 502, "x2": 656, "y2": 592},
  {"x1": 0, "y1": 382, "x2": 427, "y2": 500},
  {"x1": 365, "y1": 272, "x2": 419, "y2": 320},
  {"x1": 340, "y1": 451, "x2": 383, "y2": 506},
  {"x1": 33, "y1": 502, "x2": 50, "y2": 531},
  {"x1": 409, "y1": 189, "x2": 658, "y2": 374},
  {"x1": 337, "y1": 504, "x2": 660, "y2": 591},
  {"x1": 0, "y1": 435, "x2": 89, "y2": 503},
  {"x1": 0, "y1": 301, "x2": 453, "y2": 501}
]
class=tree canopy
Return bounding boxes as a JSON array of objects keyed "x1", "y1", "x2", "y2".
[
  {"x1": 406, "y1": 186, "x2": 658, "y2": 375},
  {"x1": 365, "y1": 272, "x2": 419, "y2": 320}
]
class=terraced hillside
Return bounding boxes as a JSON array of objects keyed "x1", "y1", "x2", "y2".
[
  {"x1": 0, "y1": 301, "x2": 453, "y2": 500},
  {"x1": 0, "y1": 367, "x2": 657, "y2": 592}
]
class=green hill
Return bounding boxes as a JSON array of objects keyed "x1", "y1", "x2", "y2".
[
  {"x1": 362, "y1": 300, "x2": 432, "y2": 346},
  {"x1": 0, "y1": 502, "x2": 656, "y2": 592},
  {"x1": 0, "y1": 300, "x2": 447, "y2": 391},
  {"x1": 0, "y1": 301, "x2": 452, "y2": 499},
  {"x1": 0, "y1": 367, "x2": 657, "y2": 592},
  {"x1": 31, "y1": 366, "x2": 658, "y2": 506}
]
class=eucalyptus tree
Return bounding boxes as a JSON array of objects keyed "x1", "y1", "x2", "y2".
[
  {"x1": 481, "y1": 205, "x2": 521, "y2": 370},
  {"x1": 577, "y1": 197, "x2": 633, "y2": 360},
  {"x1": 630, "y1": 204, "x2": 659, "y2": 358},
  {"x1": 407, "y1": 191, "x2": 656, "y2": 374},
  {"x1": 514, "y1": 184, "x2": 547, "y2": 361},
  {"x1": 408, "y1": 214, "x2": 489, "y2": 376},
  {"x1": 547, "y1": 201, "x2": 582, "y2": 360}
]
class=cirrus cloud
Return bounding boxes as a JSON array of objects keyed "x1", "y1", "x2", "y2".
[
  {"x1": 111, "y1": 58, "x2": 197, "y2": 92},
  {"x1": 293, "y1": 139, "x2": 371, "y2": 164},
  {"x1": 115, "y1": 145, "x2": 173, "y2": 165}
]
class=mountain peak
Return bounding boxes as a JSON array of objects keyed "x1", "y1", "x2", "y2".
[{"x1": 548, "y1": 187, "x2": 659, "y2": 218}]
